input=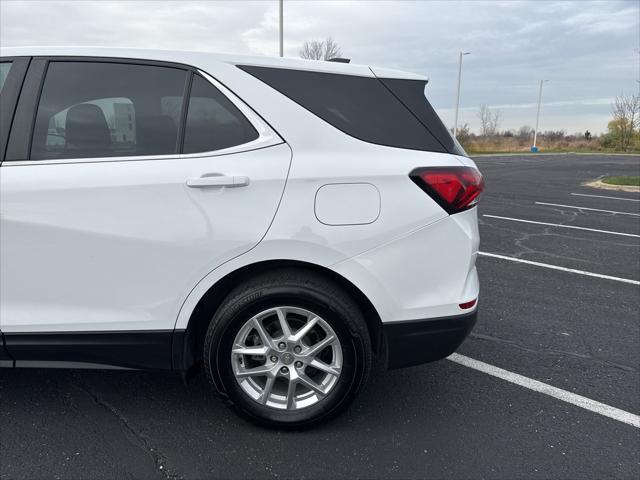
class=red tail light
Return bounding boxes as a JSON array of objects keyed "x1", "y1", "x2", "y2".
[{"x1": 410, "y1": 166, "x2": 484, "y2": 214}]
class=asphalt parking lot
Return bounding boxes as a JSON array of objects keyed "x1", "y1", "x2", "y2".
[{"x1": 1, "y1": 153, "x2": 639, "y2": 480}]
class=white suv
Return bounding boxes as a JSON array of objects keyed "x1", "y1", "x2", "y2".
[{"x1": 0, "y1": 47, "x2": 482, "y2": 427}]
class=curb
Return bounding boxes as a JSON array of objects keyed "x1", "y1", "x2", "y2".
[{"x1": 582, "y1": 180, "x2": 640, "y2": 193}]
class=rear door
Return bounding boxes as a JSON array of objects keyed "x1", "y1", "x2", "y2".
[{"x1": 0, "y1": 58, "x2": 289, "y2": 368}]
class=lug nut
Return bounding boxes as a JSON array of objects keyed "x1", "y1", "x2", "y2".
[
  {"x1": 278, "y1": 342, "x2": 287, "y2": 350},
  {"x1": 280, "y1": 366, "x2": 289, "y2": 374},
  {"x1": 293, "y1": 346, "x2": 302, "y2": 354},
  {"x1": 270, "y1": 355, "x2": 278, "y2": 363},
  {"x1": 295, "y1": 361, "x2": 303, "y2": 368}
]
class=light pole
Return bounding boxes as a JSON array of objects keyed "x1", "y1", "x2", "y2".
[
  {"x1": 636, "y1": 48, "x2": 640, "y2": 95},
  {"x1": 453, "y1": 51, "x2": 470, "y2": 138},
  {"x1": 279, "y1": 0, "x2": 284, "y2": 57},
  {"x1": 531, "y1": 79, "x2": 549, "y2": 152}
]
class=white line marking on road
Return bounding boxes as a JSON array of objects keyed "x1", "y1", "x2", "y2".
[
  {"x1": 536, "y1": 202, "x2": 640, "y2": 217},
  {"x1": 447, "y1": 353, "x2": 640, "y2": 428},
  {"x1": 483, "y1": 214, "x2": 640, "y2": 238},
  {"x1": 571, "y1": 193, "x2": 640, "y2": 202},
  {"x1": 478, "y1": 251, "x2": 640, "y2": 285}
]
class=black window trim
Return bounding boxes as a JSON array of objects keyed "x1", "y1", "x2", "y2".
[
  {"x1": 0, "y1": 56, "x2": 31, "y2": 162},
  {"x1": 4, "y1": 57, "x2": 47, "y2": 162},
  {"x1": 2, "y1": 56, "x2": 281, "y2": 165},
  {"x1": 178, "y1": 71, "x2": 194, "y2": 155}
]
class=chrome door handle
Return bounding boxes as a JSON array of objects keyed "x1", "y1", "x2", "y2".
[{"x1": 186, "y1": 175, "x2": 250, "y2": 188}]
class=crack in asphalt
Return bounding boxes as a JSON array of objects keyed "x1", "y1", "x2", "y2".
[
  {"x1": 470, "y1": 332, "x2": 638, "y2": 373},
  {"x1": 479, "y1": 218, "x2": 591, "y2": 264},
  {"x1": 479, "y1": 215, "x2": 639, "y2": 267},
  {"x1": 72, "y1": 375, "x2": 179, "y2": 480}
]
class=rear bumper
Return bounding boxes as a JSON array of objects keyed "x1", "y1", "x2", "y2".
[{"x1": 383, "y1": 310, "x2": 477, "y2": 369}]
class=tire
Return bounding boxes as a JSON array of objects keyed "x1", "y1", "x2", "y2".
[{"x1": 203, "y1": 268, "x2": 372, "y2": 428}]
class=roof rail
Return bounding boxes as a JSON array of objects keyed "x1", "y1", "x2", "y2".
[{"x1": 327, "y1": 58, "x2": 351, "y2": 64}]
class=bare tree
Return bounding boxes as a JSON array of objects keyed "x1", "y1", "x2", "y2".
[
  {"x1": 477, "y1": 104, "x2": 502, "y2": 137},
  {"x1": 517, "y1": 125, "x2": 533, "y2": 139},
  {"x1": 299, "y1": 37, "x2": 343, "y2": 61},
  {"x1": 300, "y1": 40, "x2": 324, "y2": 60},
  {"x1": 611, "y1": 93, "x2": 640, "y2": 151},
  {"x1": 323, "y1": 37, "x2": 342, "y2": 60}
]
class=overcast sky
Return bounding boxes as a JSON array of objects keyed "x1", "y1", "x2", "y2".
[{"x1": 1, "y1": 0, "x2": 638, "y2": 134}]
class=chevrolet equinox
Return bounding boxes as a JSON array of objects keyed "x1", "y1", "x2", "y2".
[{"x1": 0, "y1": 47, "x2": 482, "y2": 427}]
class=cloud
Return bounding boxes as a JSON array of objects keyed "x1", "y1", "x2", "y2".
[{"x1": 1, "y1": 0, "x2": 637, "y2": 133}]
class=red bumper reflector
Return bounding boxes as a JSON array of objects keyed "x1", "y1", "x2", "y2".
[{"x1": 459, "y1": 299, "x2": 477, "y2": 309}]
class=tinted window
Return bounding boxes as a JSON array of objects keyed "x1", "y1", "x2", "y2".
[
  {"x1": 239, "y1": 65, "x2": 446, "y2": 153},
  {"x1": 31, "y1": 62, "x2": 188, "y2": 160},
  {"x1": 0, "y1": 62, "x2": 11, "y2": 92},
  {"x1": 379, "y1": 78, "x2": 467, "y2": 157},
  {"x1": 183, "y1": 75, "x2": 258, "y2": 154}
]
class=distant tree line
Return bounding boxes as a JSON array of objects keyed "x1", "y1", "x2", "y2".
[{"x1": 455, "y1": 95, "x2": 640, "y2": 153}]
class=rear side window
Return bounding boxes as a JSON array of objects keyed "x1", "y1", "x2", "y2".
[
  {"x1": 0, "y1": 62, "x2": 11, "y2": 92},
  {"x1": 31, "y1": 62, "x2": 188, "y2": 160},
  {"x1": 183, "y1": 75, "x2": 258, "y2": 154},
  {"x1": 379, "y1": 78, "x2": 467, "y2": 157},
  {"x1": 239, "y1": 65, "x2": 446, "y2": 153}
]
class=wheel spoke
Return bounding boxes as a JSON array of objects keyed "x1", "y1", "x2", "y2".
[
  {"x1": 259, "y1": 376, "x2": 276, "y2": 405},
  {"x1": 236, "y1": 364, "x2": 273, "y2": 378},
  {"x1": 251, "y1": 317, "x2": 276, "y2": 349},
  {"x1": 275, "y1": 307, "x2": 292, "y2": 338},
  {"x1": 232, "y1": 345, "x2": 269, "y2": 356},
  {"x1": 309, "y1": 358, "x2": 341, "y2": 376},
  {"x1": 297, "y1": 372, "x2": 326, "y2": 397},
  {"x1": 290, "y1": 316, "x2": 319, "y2": 342},
  {"x1": 303, "y1": 334, "x2": 336, "y2": 358},
  {"x1": 285, "y1": 377, "x2": 297, "y2": 409}
]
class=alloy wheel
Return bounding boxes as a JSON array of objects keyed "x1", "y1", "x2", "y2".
[{"x1": 231, "y1": 306, "x2": 343, "y2": 410}]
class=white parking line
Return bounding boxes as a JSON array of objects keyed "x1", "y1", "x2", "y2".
[
  {"x1": 536, "y1": 202, "x2": 640, "y2": 217},
  {"x1": 571, "y1": 193, "x2": 640, "y2": 202},
  {"x1": 483, "y1": 214, "x2": 640, "y2": 238},
  {"x1": 447, "y1": 353, "x2": 640, "y2": 428},
  {"x1": 478, "y1": 251, "x2": 640, "y2": 285}
]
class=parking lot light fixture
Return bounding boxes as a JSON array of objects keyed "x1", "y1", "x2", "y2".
[
  {"x1": 453, "y1": 51, "x2": 470, "y2": 139},
  {"x1": 531, "y1": 79, "x2": 549, "y2": 152}
]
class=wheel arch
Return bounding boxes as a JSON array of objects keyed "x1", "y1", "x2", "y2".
[{"x1": 172, "y1": 259, "x2": 384, "y2": 373}]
